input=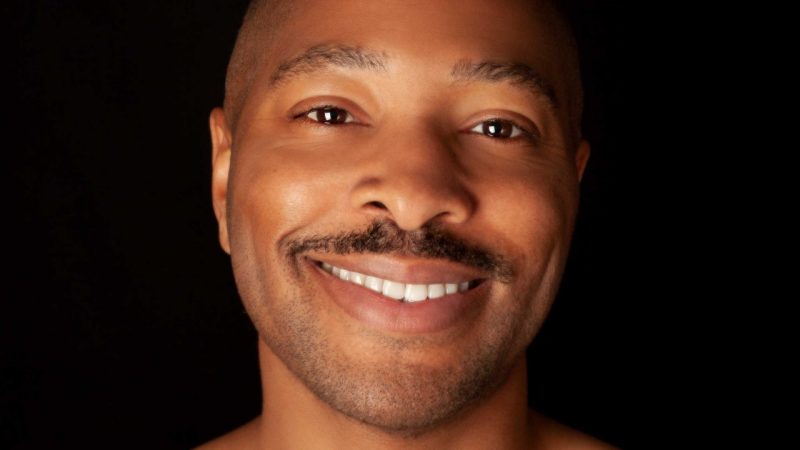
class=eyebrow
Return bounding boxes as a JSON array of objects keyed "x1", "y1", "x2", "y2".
[
  {"x1": 268, "y1": 44, "x2": 389, "y2": 87},
  {"x1": 268, "y1": 44, "x2": 558, "y2": 112},
  {"x1": 450, "y1": 59, "x2": 559, "y2": 113}
]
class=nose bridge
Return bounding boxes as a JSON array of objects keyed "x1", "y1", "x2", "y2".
[{"x1": 349, "y1": 121, "x2": 475, "y2": 230}]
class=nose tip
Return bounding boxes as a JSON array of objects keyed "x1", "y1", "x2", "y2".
[
  {"x1": 348, "y1": 121, "x2": 477, "y2": 231},
  {"x1": 350, "y1": 169, "x2": 475, "y2": 231}
]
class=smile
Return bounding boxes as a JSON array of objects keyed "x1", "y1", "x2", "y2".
[{"x1": 317, "y1": 261, "x2": 481, "y2": 303}]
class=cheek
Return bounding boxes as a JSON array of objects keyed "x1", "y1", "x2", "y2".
[
  {"x1": 225, "y1": 146, "x2": 346, "y2": 338},
  {"x1": 484, "y1": 159, "x2": 578, "y2": 271},
  {"x1": 479, "y1": 162, "x2": 579, "y2": 339},
  {"x1": 228, "y1": 143, "x2": 347, "y2": 251},
  {"x1": 499, "y1": 186, "x2": 566, "y2": 299}
]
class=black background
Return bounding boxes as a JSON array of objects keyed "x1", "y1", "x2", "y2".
[{"x1": 3, "y1": 1, "x2": 679, "y2": 448}]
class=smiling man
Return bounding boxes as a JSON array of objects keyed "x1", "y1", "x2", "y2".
[{"x1": 201, "y1": 0, "x2": 612, "y2": 448}]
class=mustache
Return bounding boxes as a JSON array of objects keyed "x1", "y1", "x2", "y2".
[{"x1": 285, "y1": 218, "x2": 514, "y2": 283}]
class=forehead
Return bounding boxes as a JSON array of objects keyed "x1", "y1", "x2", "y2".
[
  {"x1": 233, "y1": 0, "x2": 573, "y2": 134},
  {"x1": 271, "y1": 0, "x2": 553, "y2": 51},
  {"x1": 264, "y1": 0, "x2": 563, "y2": 87}
]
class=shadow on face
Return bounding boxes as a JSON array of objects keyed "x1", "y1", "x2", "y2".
[{"x1": 208, "y1": 0, "x2": 591, "y2": 435}]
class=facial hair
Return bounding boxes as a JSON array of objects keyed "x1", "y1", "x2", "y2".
[{"x1": 242, "y1": 218, "x2": 529, "y2": 436}]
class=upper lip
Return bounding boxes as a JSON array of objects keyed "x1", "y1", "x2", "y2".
[{"x1": 307, "y1": 253, "x2": 489, "y2": 284}]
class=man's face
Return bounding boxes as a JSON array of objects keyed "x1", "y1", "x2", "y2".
[{"x1": 212, "y1": 0, "x2": 589, "y2": 434}]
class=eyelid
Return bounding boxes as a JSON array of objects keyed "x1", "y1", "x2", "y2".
[
  {"x1": 305, "y1": 105, "x2": 356, "y2": 123},
  {"x1": 465, "y1": 116, "x2": 540, "y2": 143},
  {"x1": 468, "y1": 119, "x2": 527, "y2": 138},
  {"x1": 289, "y1": 96, "x2": 371, "y2": 126}
]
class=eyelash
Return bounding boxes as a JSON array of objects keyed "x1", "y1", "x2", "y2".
[
  {"x1": 294, "y1": 104, "x2": 537, "y2": 143},
  {"x1": 294, "y1": 104, "x2": 357, "y2": 125}
]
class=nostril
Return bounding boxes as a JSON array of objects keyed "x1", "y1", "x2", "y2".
[{"x1": 365, "y1": 201, "x2": 388, "y2": 210}]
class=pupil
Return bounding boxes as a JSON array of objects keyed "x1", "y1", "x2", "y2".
[
  {"x1": 320, "y1": 108, "x2": 341, "y2": 123},
  {"x1": 484, "y1": 119, "x2": 509, "y2": 137}
]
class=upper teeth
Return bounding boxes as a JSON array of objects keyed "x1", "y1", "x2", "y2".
[{"x1": 320, "y1": 261, "x2": 474, "y2": 303}]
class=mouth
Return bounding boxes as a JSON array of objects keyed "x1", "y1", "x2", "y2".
[
  {"x1": 306, "y1": 255, "x2": 491, "y2": 333},
  {"x1": 315, "y1": 260, "x2": 484, "y2": 303}
]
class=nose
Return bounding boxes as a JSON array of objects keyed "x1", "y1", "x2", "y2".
[{"x1": 349, "y1": 125, "x2": 476, "y2": 231}]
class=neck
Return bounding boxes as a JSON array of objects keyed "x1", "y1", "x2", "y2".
[{"x1": 254, "y1": 339, "x2": 534, "y2": 450}]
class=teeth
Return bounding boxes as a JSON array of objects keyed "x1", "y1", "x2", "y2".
[
  {"x1": 318, "y1": 262, "x2": 477, "y2": 303},
  {"x1": 349, "y1": 272, "x2": 365, "y2": 286},
  {"x1": 382, "y1": 281, "x2": 406, "y2": 300},
  {"x1": 428, "y1": 284, "x2": 445, "y2": 299},
  {"x1": 404, "y1": 284, "x2": 428, "y2": 302},
  {"x1": 364, "y1": 276, "x2": 383, "y2": 293}
]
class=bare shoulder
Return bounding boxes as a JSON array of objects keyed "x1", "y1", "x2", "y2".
[
  {"x1": 194, "y1": 417, "x2": 261, "y2": 450},
  {"x1": 529, "y1": 410, "x2": 620, "y2": 450}
]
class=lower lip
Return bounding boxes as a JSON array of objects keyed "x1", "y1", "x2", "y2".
[{"x1": 305, "y1": 258, "x2": 488, "y2": 334}]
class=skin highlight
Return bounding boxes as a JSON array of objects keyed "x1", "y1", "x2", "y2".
[{"x1": 200, "y1": 0, "x2": 615, "y2": 448}]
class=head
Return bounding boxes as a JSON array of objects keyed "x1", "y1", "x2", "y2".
[{"x1": 210, "y1": 0, "x2": 590, "y2": 436}]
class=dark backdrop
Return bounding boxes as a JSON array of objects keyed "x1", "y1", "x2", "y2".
[{"x1": 3, "y1": 1, "x2": 676, "y2": 448}]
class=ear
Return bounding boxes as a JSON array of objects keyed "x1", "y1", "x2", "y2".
[
  {"x1": 210, "y1": 107, "x2": 232, "y2": 254},
  {"x1": 574, "y1": 138, "x2": 591, "y2": 182}
]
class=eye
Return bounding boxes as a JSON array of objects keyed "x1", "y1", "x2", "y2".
[
  {"x1": 469, "y1": 118, "x2": 527, "y2": 139},
  {"x1": 300, "y1": 105, "x2": 355, "y2": 125}
]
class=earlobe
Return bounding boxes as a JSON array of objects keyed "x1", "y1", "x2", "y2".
[
  {"x1": 210, "y1": 107, "x2": 232, "y2": 254},
  {"x1": 575, "y1": 139, "x2": 591, "y2": 182}
]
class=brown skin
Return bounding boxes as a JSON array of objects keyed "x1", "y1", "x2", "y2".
[{"x1": 200, "y1": 0, "x2": 615, "y2": 448}]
